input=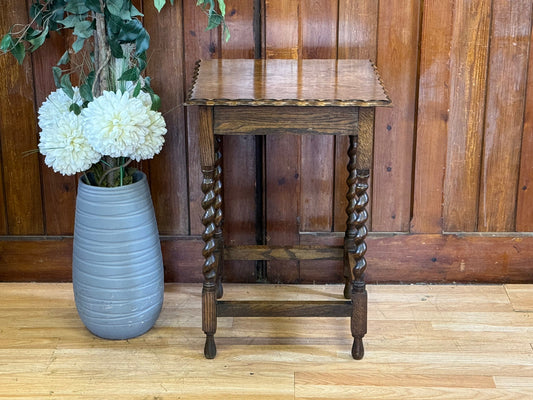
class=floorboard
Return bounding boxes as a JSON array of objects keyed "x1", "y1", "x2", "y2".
[{"x1": 0, "y1": 283, "x2": 532, "y2": 399}]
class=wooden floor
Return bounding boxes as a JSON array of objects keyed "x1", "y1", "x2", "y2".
[{"x1": 1, "y1": 283, "x2": 532, "y2": 399}]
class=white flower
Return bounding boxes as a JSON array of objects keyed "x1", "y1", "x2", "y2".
[
  {"x1": 82, "y1": 90, "x2": 166, "y2": 161},
  {"x1": 136, "y1": 91, "x2": 153, "y2": 109},
  {"x1": 81, "y1": 91, "x2": 151, "y2": 158},
  {"x1": 130, "y1": 110, "x2": 167, "y2": 161},
  {"x1": 38, "y1": 87, "x2": 82, "y2": 131},
  {"x1": 38, "y1": 112, "x2": 101, "y2": 176}
]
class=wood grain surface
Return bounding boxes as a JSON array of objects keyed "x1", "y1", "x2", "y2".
[{"x1": 0, "y1": 283, "x2": 531, "y2": 399}]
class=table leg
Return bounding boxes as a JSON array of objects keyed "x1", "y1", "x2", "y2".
[
  {"x1": 199, "y1": 107, "x2": 218, "y2": 359},
  {"x1": 214, "y1": 136, "x2": 224, "y2": 299},
  {"x1": 344, "y1": 135, "x2": 369, "y2": 360}
]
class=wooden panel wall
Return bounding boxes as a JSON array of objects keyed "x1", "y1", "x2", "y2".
[{"x1": 1, "y1": 0, "x2": 533, "y2": 284}]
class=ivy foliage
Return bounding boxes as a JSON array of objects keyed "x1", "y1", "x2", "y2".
[{"x1": 1, "y1": 0, "x2": 228, "y2": 106}]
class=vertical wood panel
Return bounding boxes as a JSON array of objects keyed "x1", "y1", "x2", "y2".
[
  {"x1": 0, "y1": 2, "x2": 44, "y2": 235},
  {"x1": 372, "y1": 0, "x2": 420, "y2": 232},
  {"x1": 335, "y1": 0, "x2": 378, "y2": 232},
  {"x1": 30, "y1": 23, "x2": 76, "y2": 235},
  {"x1": 410, "y1": 1, "x2": 454, "y2": 234},
  {"x1": 298, "y1": 0, "x2": 338, "y2": 281},
  {"x1": 220, "y1": 0, "x2": 258, "y2": 282},
  {"x1": 264, "y1": 0, "x2": 301, "y2": 283},
  {"x1": 300, "y1": 0, "x2": 337, "y2": 232},
  {"x1": 478, "y1": 0, "x2": 533, "y2": 232},
  {"x1": 145, "y1": 0, "x2": 189, "y2": 235},
  {"x1": 183, "y1": 0, "x2": 221, "y2": 235},
  {"x1": 442, "y1": 0, "x2": 492, "y2": 232},
  {"x1": 516, "y1": 22, "x2": 533, "y2": 231}
]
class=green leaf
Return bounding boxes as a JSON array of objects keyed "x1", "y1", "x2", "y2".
[
  {"x1": 217, "y1": 0, "x2": 226, "y2": 16},
  {"x1": 116, "y1": 19, "x2": 142, "y2": 42},
  {"x1": 72, "y1": 36, "x2": 85, "y2": 53},
  {"x1": 73, "y1": 20, "x2": 93, "y2": 39},
  {"x1": 60, "y1": 74, "x2": 74, "y2": 99},
  {"x1": 57, "y1": 50, "x2": 70, "y2": 66},
  {"x1": 52, "y1": 66, "x2": 62, "y2": 88},
  {"x1": 150, "y1": 93, "x2": 161, "y2": 111},
  {"x1": 135, "y1": 29, "x2": 150, "y2": 55},
  {"x1": 65, "y1": 0, "x2": 90, "y2": 15},
  {"x1": 107, "y1": 0, "x2": 123, "y2": 16},
  {"x1": 0, "y1": 33, "x2": 13, "y2": 52},
  {"x1": 69, "y1": 103, "x2": 81, "y2": 115},
  {"x1": 118, "y1": 67, "x2": 140, "y2": 82},
  {"x1": 130, "y1": 5, "x2": 143, "y2": 18},
  {"x1": 79, "y1": 82, "x2": 93, "y2": 103},
  {"x1": 58, "y1": 15, "x2": 82, "y2": 28},
  {"x1": 206, "y1": 13, "x2": 223, "y2": 30},
  {"x1": 132, "y1": 81, "x2": 142, "y2": 97},
  {"x1": 107, "y1": 0, "x2": 132, "y2": 19},
  {"x1": 223, "y1": 24, "x2": 230, "y2": 42},
  {"x1": 154, "y1": 0, "x2": 166, "y2": 12},
  {"x1": 137, "y1": 51, "x2": 147, "y2": 71},
  {"x1": 85, "y1": 0, "x2": 101, "y2": 13},
  {"x1": 11, "y1": 42, "x2": 26, "y2": 64},
  {"x1": 108, "y1": 38, "x2": 124, "y2": 58},
  {"x1": 28, "y1": 27, "x2": 49, "y2": 52},
  {"x1": 79, "y1": 71, "x2": 95, "y2": 102}
]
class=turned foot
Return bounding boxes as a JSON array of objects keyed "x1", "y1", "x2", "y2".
[
  {"x1": 204, "y1": 334, "x2": 217, "y2": 359},
  {"x1": 351, "y1": 337, "x2": 364, "y2": 360}
]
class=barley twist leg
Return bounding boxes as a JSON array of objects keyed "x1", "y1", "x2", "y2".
[
  {"x1": 343, "y1": 135, "x2": 369, "y2": 360},
  {"x1": 214, "y1": 136, "x2": 224, "y2": 299},
  {"x1": 201, "y1": 167, "x2": 217, "y2": 359}
]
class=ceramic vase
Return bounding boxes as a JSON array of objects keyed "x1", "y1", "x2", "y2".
[{"x1": 72, "y1": 172, "x2": 164, "y2": 339}]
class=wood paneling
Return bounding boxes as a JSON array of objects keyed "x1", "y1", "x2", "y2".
[
  {"x1": 442, "y1": 0, "x2": 492, "y2": 232},
  {"x1": 2, "y1": 1, "x2": 533, "y2": 283},
  {"x1": 3, "y1": 234, "x2": 532, "y2": 284},
  {"x1": 220, "y1": 0, "x2": 257, "y2": 282},
  {"x1": 183, "y1": 0, "x2": 221, "y2": 235},
  {"x1": 30, "y1": 29, "x2": 77, "y2": 236},
  {"x1": 144, "y1": 1, "x2": 189, "y2": 235},
  {"x1": 517, "y1": 20, "x2": 533, "y2": 230},
  {"x1": 335, "y1": 0, "x2": 378, "y2": 232},
  {"x1": 478, "y1": 0, "x2": 533, "y2": 232},
  {"x1": 372, "y1": 0, "x2": 420, "y2": 232},
  {"x1": 300, "y1": 0, "x2": 336, "y2": 233},
  {"x1": 410, "y1": 0, "x2": 454, "y2": 234},
  {"x1": 264, "y1": 0, "x2": 301, "y2": 283},
  {"x1": 0, "y1": 1, "x2": 44, "y2": 235}
]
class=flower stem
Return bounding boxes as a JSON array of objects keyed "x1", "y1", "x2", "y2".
[{"x1": 97, "y1": 158, "x2": 133, "y2": 187}]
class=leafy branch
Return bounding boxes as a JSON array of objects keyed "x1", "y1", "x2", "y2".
[{"x1": 1, "y1": 1, "x2": 228, "y2": 104}]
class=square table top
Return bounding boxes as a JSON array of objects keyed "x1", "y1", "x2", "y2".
[{"x1": 186, "y1": 59, "x2": 391, "y2": 107}]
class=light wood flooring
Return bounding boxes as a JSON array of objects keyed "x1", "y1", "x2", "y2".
[{"x1": 1, "y1": 283, "x2": 532, "y2": 399}]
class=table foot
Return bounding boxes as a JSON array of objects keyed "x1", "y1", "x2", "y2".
[
  {"x1": 204, "y1": 334, "x2": 217, "y2": 359},
  {"x1": 351, "y1": 337, "x2": 364, "y2": 360}
]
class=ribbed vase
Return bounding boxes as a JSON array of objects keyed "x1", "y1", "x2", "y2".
[{"x1": 72, "y1": 172, "x2": 164, "y2": 340}]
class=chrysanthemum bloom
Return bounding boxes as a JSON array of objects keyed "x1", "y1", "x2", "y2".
[
  {"x1": 38, "y1": 87, "x2": 82, "y2": 131},
  {"x1": 82, "y1": 91, "x2": 152, "y2": 158},
  {"x1": 130, "y1": 110, "x2": 167, "y2": 161},
  {"x1": 38, "y1": 112, "x2": 102, "y2": 176}
]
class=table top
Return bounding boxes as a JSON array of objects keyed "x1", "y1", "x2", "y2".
[{"x1": 186, "y1": 59, "x2": 391, "y2": 107}]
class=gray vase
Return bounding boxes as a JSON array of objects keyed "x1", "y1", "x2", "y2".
[{"x1": 72, "y1": 171, "x2": 164, "y2": 339}]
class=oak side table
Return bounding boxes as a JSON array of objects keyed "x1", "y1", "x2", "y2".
[{"x1": 185, "y1": 59, "x2": 391, "y2": 359}]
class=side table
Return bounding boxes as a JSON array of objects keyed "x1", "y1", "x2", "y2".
[{"x1": 185, "y1": 59, "x2": 391, "y2": 359}]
